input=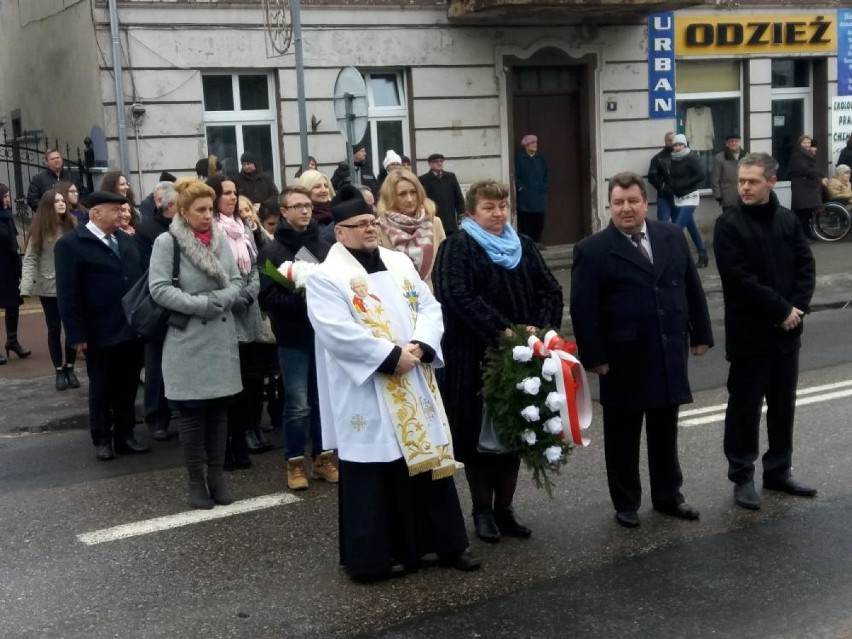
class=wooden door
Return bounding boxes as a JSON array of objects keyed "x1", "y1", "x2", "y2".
[{"x1": 511, "y1": 66, "x2": 585, "y2": 245}]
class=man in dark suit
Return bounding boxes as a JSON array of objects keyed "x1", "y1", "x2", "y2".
[
  {"x1": 570, "y1": 171, "x2": 713, "y2": 528},
  {"x1": 713, "y1": 152, "x2": 817, "y2": 510},
  {"x1": 56, "y1": 191, "x2": 150, "y2": 461},
  {"x1": 419, "y1": 153, "x2": 464, "y2": 234}
]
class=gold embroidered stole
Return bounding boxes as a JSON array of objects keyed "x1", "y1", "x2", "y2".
[{"x1": 326, "y1": 245, "x2": 458, "y2": 479}]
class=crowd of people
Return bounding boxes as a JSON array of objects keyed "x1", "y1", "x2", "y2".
[{"x1": 0, "y1": 135, "x2": 828, "y2": 582}]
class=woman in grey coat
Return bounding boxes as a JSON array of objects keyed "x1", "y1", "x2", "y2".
[
  {"x1": 207, "y1": 175, "x2": 267, "y2": 467},
  {"x1": 149, "y1": 179, "x2": 243, "y2": 509}
]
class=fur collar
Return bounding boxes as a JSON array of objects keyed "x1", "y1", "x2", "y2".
[{"x1": 169, "y1": 212, "x2": 229, "y2": 286}]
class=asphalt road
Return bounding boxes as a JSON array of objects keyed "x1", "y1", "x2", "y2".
[{"x1": 2, "y1": 309, "x2": 852, "y2": 638}]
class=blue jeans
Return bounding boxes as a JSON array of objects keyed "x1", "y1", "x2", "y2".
[
  {"x1": 278, "y1": 345, "x2": 322, "y2": 459},
  {"x1": 657, "y1": 196, "x2": 705, "y2": 252}
]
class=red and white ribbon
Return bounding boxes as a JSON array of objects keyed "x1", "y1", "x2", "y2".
[{"x1": 528, "y1": 330, "x2": 592, "y2": 447}]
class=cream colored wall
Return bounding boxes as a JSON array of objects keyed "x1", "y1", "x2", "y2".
[{"x1": 0, "y1": 0, "x2": 102, "y2": 150}]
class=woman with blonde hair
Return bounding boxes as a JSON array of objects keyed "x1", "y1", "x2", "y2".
[
  {"x1": 148, "y1": 178, "x2": 243, "y2": 508},
  {"x1": 376, "y1": 169, "x2": 446, "y2": 289},
  {"x1": 296, "y1": 169, "x2": 335, "y2": 228},
  {"x1": 21, "y1": 189, "x2": 75, "y2": 389}
]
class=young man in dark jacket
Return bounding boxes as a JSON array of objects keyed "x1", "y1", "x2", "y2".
[
  {"x1": 257, "y1": 185, "x2": 333, "y2": 490},
  {"x1": 713, "y1": 152, "x2": 817, "y2": 511},
  {"x1": 26, "y1": 149, "x2": 78, "y2": 211},
  {"x1": 134, "y1": 184, "x2": 178, "y2": 442},
  {"x1": 330, "y1": 144, "x2": 378, "y2": 195},
  {"x1": 233, "y1": 152, "x2": 279, "y2": 204}
]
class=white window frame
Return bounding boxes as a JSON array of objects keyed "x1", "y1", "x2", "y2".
[
  {"x1": 363, "y1": 70, "x2": 410, "y2": 176},
  {"x1": 202, "y1": 72, "x2": 280, "y2": 185},
  {"x1": 770, "y1": 61, "x2": 814, "y2": 186}
]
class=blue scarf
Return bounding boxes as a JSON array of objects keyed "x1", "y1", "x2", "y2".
[{"x1": 460, "y1": 217, "x2": 522, "y2": 269}]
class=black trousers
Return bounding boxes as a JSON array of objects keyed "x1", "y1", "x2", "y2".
[
  {"x1": 143, "y1": 339, "x2": 170, "y2": 427},
  {"x1": 517, "y1": 210, "x2": 545, "y2": 243},
  {"x1": 724, "y1": 348, "x2": 799, "y2": 485},
  {"x1": 602, "y1": 405, "x2": 684, "y2": 513},
  {"x1": 85, "y1": 339, "x2": 143, "y2": 446},
  {"x1": 39, "y1": 296, "x2": 76, "y2": 369}
]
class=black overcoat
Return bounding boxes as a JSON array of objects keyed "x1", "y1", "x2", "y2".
[
  {"x1": 789, "y1": 146, "x2": 824, "y2": 211},
  {"x1": 419, "y1": 171, "x2": 464, "y2": 234},
  {"x1": 570, "y1": 220, "x2": 713, "y2": 409},
  {"x1": 55, "y1": 226, "x2": 143, "y2": 349},
  {"x1": 713, "y1": 192, "x2": 815, "y2": 359},
  {"x1": 0, "y1": 211, "x2": 21, "y2": 309},
  {"x1": 433, "y1": 231, "x2": 563, "y2": 462}
]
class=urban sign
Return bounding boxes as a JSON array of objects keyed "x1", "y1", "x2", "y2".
[{"x1": 648, "y1": 11, "x2": 676, "y2": 120}]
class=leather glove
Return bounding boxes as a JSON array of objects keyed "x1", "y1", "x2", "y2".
[
  {"x1": 231, "y1": 289, "x2": 253, "y2": 315},
  {"x1": 201, "y1": 297, "x2": 226, "y2": 319}
]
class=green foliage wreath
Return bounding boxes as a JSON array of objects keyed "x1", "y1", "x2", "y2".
[{"x1": 481, "y1": 325, "x2": 573, "y2": 496}]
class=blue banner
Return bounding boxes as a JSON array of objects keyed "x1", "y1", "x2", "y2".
[
  {"x1": 839, "y1": 9, "x2": 852, "y2": 96},
  {"x1": 648, "y1": 11, "x2": 676, "y2": 119}
]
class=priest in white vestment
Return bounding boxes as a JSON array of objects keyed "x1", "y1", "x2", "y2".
[{"x1": 306, "y1": 185, "x2": 481, "y2": 582}]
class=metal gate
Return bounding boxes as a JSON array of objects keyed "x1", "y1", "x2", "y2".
[{"x1": 0, "y1": 128, "x2": 93, "y2": 244}]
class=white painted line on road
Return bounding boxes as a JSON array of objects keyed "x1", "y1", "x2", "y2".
[
  {"x1": 681, "y1": 387, "x2": 852, "y2": 428},
  {"x1": 77, "y1": 492, "x2": 301, "y2": 546},
  {"x1": 679, "y1": 379, "x2": 852, "y2": 426}
]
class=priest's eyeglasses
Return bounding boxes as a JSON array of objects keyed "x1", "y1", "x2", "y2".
[
  {"x1": 338, "y1": 218, "x2": 379, "y2": 230},
  {"x1": 284, "y1": 203, "x2": 313, "y2": 212}
]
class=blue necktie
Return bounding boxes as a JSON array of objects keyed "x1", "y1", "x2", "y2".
[{"x1": 106, "y1": 234, "x2": 120, "y2": 257}]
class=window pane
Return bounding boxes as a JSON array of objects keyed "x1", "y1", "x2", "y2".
[
  {"x1": 242, "y1": 124, "x2": 275, "y2": 177},
  {"x1": 206, "y1": 125, "x2": 238, "y2": 176},
  {"x1": 239, "y1": 75, "x2": 270, "y2": 111},
  {"x1": 203, "y1": 75, "x2": 234, "y2": 111},
  {"x1": 676, "y1": 61, "x2": 740, "y2": 93},
  {"x1": 376, "y1": 120, "x2": 404, "y2": 170},
  {"x1": 771, "y1": 99, "x2": 806, "y2": 181},
  {"x1": 368, "y1": 74, "x2": 401, "y2": 107},
  {"x1": 771, "y1": 59, "x2": 810, "y2": 88},
  {"x1": 675, "y1": 97, "x2": 741, "y2": 188}
]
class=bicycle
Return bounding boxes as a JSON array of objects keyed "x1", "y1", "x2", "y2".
[{"x1": 811, "y1": 200, "x2": 852, "y2": 242}]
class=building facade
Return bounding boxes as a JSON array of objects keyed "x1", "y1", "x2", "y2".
[{"x1": 0, "y1": 0, "x2": 847, "y2": 245}]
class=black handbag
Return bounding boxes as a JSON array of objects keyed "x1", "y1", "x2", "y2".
[{"x1": 122, "y1": 235, "x2": 181, "y2": 341}]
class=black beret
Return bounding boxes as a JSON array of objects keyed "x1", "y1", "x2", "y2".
[
  {"x1": 159, "y1": 171, "x2": 177, "y2": 183},
  {"x1": 353, "y1": 143, "x2": 366, "y2": 153},
  {"x1": 85, "y1": 191, "x2": 128, "y2": 208},
  {"x1": 427, "y1": 153, "x2": 445, "y2": 162},
  {"x1": 725, "y1": 133, "x2": 741, "y2": 141},
  {"x1": 241, "y1": 152, "x2": 257, "y2": 164},
  {"x1": 331, "y1": 185, "x2": 372, "y2": 223}
]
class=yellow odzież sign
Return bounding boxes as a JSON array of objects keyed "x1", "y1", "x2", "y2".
[{"x1": 675, "y1": 14, "x2": 837, "y2": 56}]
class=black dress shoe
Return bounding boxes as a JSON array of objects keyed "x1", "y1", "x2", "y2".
[
  {"x1": 114, "y1": 438, "x2": 152, "y2": 454},
  {"x1": 64, "y1": 366, "x2": 80, "y2": 389},
  {"x1": 494, "y1": 507, "x2": 532, "y2": 538},
  {"x1": 351, "y1": 563, "x2": 408, "y2": 583},
  {"x1": 55, "y1": 370, "x2": 68, "y2": 391},
  {"x1": 734, "y1": 481, "x2": 761, "y2": 510},
  {"x1": 764, "y1": 477, "x2": 818, "y2": 497},
  {"x1": 654, "y1": 502, "x2": 700, "y2": 521},
  {"x1": 95, "y1": 443, "x2": 116, "y2": 462},
  {"x1": 439, "y1": 550, "x2": 481, "y2": 572},
  {"x1": 472, "y1": 511, "x2": 501, "y2": 543},
  {"x1": 150, "y1": 425, "x2": 171, "y2": 442},
  {"x1": 615, "y1": 511, "x2": 640, "y2": 528}
]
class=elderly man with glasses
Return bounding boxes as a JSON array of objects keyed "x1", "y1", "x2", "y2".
[{"x1": 257, "y1": 185, "x2": 335, "y2": 491}]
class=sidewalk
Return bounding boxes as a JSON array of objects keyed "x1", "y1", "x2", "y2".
[{"x1": 2, "y1": 240, "x2": 850, "y2": 435}]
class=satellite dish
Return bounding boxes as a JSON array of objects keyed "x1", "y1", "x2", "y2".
[{"x1": 333, "y1": 67, "x2": 368, "y2": 146}]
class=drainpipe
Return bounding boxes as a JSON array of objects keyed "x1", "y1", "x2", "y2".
[{"x1": 108, "y1": 0, "x2": 130, "y2": 175}]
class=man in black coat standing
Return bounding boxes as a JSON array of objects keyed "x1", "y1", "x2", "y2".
[
  {"x1": 570, "y1": 171, "x2": 713, "y2": 528},
  {"x1": 419, "y1": 153, "x2": 464, "y2": 234},
  {"x1": 713, "y1": 152, "x2": 817, "y2": 510},
  {"x1": 26, "y1": 148, "x2": 78, "y2": 211},
  {"x1": 330, "y1": 143, "x2": 378, "y2": 195},
  {"x1": 56, "y1": 191, "x2": 149, "y2": 461},
  {"x1": 233, "y1": 152, "x2": 279, "y2": 204},
  {"x1": 134, "y1": 184, "x2": 177, "y2": 443}
]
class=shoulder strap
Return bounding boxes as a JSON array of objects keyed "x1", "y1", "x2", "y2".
[{"x1": 171, "y1": 234, "x2": 180, "y2": 286}]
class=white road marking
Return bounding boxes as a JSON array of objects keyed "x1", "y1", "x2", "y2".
[
  {"x1": 681, "y1": 380, "x2": 852, "y2": 428},
  {"x1": 77, "y1": 492, "x2": 301, "y2": 545}
]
